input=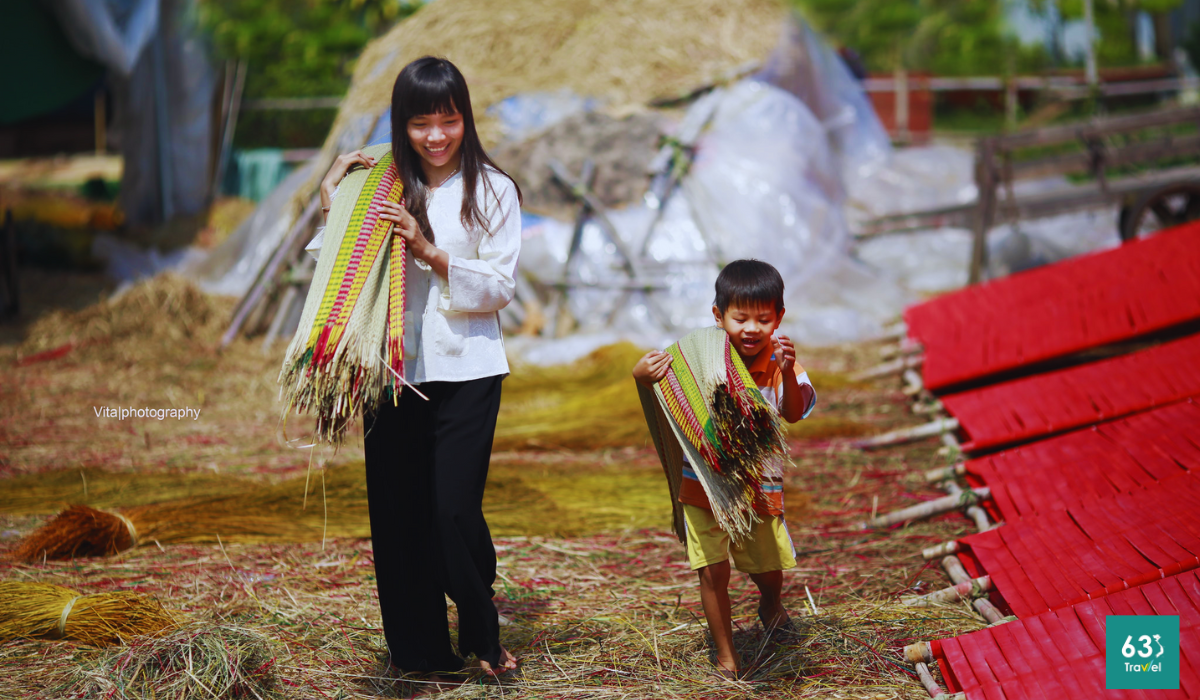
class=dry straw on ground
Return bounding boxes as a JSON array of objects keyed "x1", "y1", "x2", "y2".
[
  {"x1": 3, "y1": 454, "x2": 671, "y2": 560},
  {"x1": 0, "y1": 582, "x2": 176, "y2": 647},
  {"x1": 68, "y1": 623, "x2": 281, "y2": 699}
]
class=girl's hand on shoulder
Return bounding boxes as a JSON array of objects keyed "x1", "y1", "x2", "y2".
[
  {"x1": 633, "y1": 350, "x2": 673, "y2": 386},
  {"x1": 772, "y1": 334, "x2": 802, "y2": 376},
  {"x1": 320, "y1": 150, "x2": 376, "y2": 207}
]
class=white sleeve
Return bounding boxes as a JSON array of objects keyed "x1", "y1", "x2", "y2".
[
  {"x1": 303, "y1": 184, "x2": 341, "y2": 260},
  {"x1": 444, "y1": 176, "x2": 521, "y2": 313}
]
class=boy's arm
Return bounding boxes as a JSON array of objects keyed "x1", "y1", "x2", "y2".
[
  {"x1": 773, "y1": 335, "x2": 817, "y2": 423},
  {"x1": 633, "y1": 350, "x2": 673, "y2": 386}
]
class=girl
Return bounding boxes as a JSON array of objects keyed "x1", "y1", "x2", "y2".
[{"x1": 314, "y1": 56, "x2": 522, "y2": 682}]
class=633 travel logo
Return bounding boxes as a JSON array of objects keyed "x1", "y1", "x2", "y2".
[{"x1": 1106, "y1": 615, "x2": 1180, "y2": 690}]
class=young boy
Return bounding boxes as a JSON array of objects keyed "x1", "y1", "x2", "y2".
[{"x1": 633, "y1": 259, "x2": 816, "y2": 678}]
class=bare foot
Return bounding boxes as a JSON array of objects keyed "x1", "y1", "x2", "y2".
[
  {"x1": 474, "y1": 646, "x2": 519, "y2": 676},
  {"x1": 757, "y1": 602, "x2": 792, "y2": 632},
  {"x1": 715, "y1": 659, "x2": 741, "y2": 680}
]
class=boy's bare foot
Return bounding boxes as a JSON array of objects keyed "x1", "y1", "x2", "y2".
[
  {"x1": 472, "y1": 646, "x2": 519, "y2": 675},
  {"x1": 757, "y1": 602, "x2": 792, "y2": 633}
]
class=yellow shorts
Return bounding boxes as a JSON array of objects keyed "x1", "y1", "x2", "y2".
[{"x1": 682, "y1": 504, "x2": 797, "y2": 574}]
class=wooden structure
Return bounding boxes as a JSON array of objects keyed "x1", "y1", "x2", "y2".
[
  {"x1": 858, "y1": 105, "x2": 1200, "y2": 284},
  {"x1": 220, "y1": 197, "x2": 321, "y2": 350}
]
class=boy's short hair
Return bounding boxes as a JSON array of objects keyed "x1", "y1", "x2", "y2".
[{"x1": 714, "y1": 259, "x2": 785, "y2": 314}]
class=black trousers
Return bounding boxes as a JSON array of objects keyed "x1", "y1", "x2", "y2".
[{"x1": 363, "y1": 375, "x2": 504, "y2": 672}]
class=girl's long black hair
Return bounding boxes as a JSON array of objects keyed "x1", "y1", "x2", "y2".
[{"x1": 390, "y1": 56, "x2": 521, "y2": 243}]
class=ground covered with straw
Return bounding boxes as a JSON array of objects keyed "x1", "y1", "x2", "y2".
[{"x1": 1, "y1": 274, "x2": 984, "y2": 699}]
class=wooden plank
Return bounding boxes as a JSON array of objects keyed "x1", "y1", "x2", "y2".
[
  {"x1": 1011, "y1": 133, "x2": 1200, "y2": 181},
  {"x1": 994, "y1": 105, "x2": 1200, "y2": 150},
  {"x1": 220, "y1": 196, "x2": 321, "y2": 348}
]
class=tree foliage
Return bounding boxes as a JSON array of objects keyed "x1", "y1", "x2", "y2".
[
  {"x1": 793, "y1": 0, "x2": 1174, "y2": 75},
  {"x1": 197, "y1": 0, "x2": 421, "y2": 147},
  {"x1": 794, "y1": 0, "x2": 1043, "y2": 74},
  {"x1": 198, "y1": 0, "x2": 421, "y2": 98}
]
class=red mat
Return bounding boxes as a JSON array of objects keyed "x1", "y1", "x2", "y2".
[
  {"x1": 954, "y1": 471, "x2": 1200, "y2": 619},
  {"x1": 963, "y1": 400, "x2": 1200, "y2": 521},
  {"x1": 905, "y1": 222, "x2": 1200, "y2": 391},
  {"x1": 932, "y1": 569, "x2": 1200, "y2": 699},
  {"x1": 941, "y1": 332, "x2": 1200, "y2": 451}
]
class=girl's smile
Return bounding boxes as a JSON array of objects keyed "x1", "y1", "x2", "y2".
[{"x1": 407, "y1": 110, "x2": 464, "y2": 172}]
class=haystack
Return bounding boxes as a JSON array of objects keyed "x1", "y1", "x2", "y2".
[
  {"x1": 17, "y1": 273, "x2": 225, "y2": 359},
  {"x1": 301, "y1": 0, "x2": 787, "y2": 205}
]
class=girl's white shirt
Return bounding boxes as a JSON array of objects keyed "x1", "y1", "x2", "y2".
[{"x1": 305, "y1": 166, "x2": 521, "y2": 385}]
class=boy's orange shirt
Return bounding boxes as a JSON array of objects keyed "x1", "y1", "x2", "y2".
[{"x1": 677, "y1": 348, "x2": 785, "y2": 516}]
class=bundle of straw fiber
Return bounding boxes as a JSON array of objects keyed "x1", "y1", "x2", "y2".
[
  {"x1": 69, "y1": 623, "x2": 280, "y2": 699},
  {"x1": 300, "y1": 0, "x2": 786, "y2": 208},
  {"x1": 0, "y1": 582, "x2": 177, "y2": 646},
  {"x1": 279, "y1": 143, "x2": 406, "y2": 444},
  {"x1": 638, "y1": 327, "x2": 787, "y2": 539},
  {"x1": 7, "y1": 467, "x2": 371, "y2": 562}
]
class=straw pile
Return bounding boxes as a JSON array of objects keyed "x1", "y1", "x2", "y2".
[
  {"x1": 69, "y1": 623, "x2": 281, "y2": 699},
  {"x1": 0, "y1": 582, "x2": 177, "y2": 647},
  {"x1": 17, "y1": 272, "x2": 226, "y2": 359},
  {"x1": 299, "y1": 0, "x2": 786, "y2": 214}
]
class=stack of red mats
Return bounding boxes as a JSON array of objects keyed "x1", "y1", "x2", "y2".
[
  {"x1": 941, "y1": 332, "x2": 1200, "y2": 451},
  {"x1": 931, "y1": 569, "x2": 1200, "y2": 699},
  {"x1": 953, "y1": 470, "x2": 1200, "y2": 619},
  {"x1": 905, "y1": 221, "x2": 1200, "y2": 392},
  {"x1": 963, "y1": 399, "x2": 1200, "y2": 521}
]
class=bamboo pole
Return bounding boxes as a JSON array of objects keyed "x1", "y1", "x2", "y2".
[
  {"x1": 849, "y1": 353, "x2": 924, "y2": 382},
  {"x1": 878, "y1": 321, "x2": 908, "y2": 343},
  {"x1": 942, "y1": 555, "x2": 1007, "y2": 624},
  {"x1": 853, "y1": 416, "x2": 958, "y2": 450},
  {"x1": 902, "y1": 576, "x2": 992, "y2": 607},
  {"x1": 922, "y1": 540, "x2": 959, "y2": 561},
  {"x1": 945, "y1": 481, "x2": 995, "y2": 531},
  {"x1": 902, "y1": 367, "x2": 924, "y2": 396},
  {"x1": 860, "y1": 487, "x2": 990, "y2": 529},
  {"x1": 925, "y1": 464, "x2": 967, "y2": 483},
  {"x1": 905, "y1": 641, "x2": 935, "y2": 664}
]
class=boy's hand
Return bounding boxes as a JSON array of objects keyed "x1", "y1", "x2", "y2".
[
  {"x1": 633, "y1": 350, "x2": 673, "y2": 386},
  {"x1": 772, "y1": 334, "x2": 803, "y2": 376}
]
